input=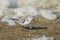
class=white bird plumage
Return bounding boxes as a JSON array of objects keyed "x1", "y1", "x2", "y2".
[{"x1": 16, "y1": 16, "x2": 33, "y2": 25}]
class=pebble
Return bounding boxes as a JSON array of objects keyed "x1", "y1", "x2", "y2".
[
  {"x1": 1, "y1": 16, "x2": 16, "y2": 26},
  {"x1": 31, "y1": 35, "x2": 54, "y2": 40},
  {"x1": 38, "y1": 9, "x2": 57, "y2": 20}
]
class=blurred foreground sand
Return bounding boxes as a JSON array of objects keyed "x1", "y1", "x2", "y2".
[{"x1": 0, "y1": 14, "x2": 60, "y2": 40}]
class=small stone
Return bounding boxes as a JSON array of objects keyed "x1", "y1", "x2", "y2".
[
  {"x1": 1, "y1": 16, "x2": 16, "y2": 26},
  {"x1": 31, "y1": 35, "x2": 54, "y2": 40},
  {"x1": 38, "y1": 10, "x2": 57, "y2": 20}
]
